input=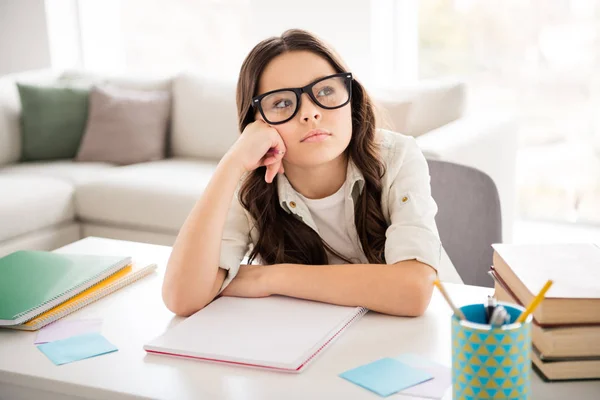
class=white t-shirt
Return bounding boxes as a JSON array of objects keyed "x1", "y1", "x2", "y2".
[
  {"x1": 297, "y1": 185, "x2": 364, "y2": 265},
  {"x1": 296, "y1": 184, "x2": 459, "y2": 281}
]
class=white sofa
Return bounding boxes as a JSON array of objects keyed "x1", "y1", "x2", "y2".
[{"x1": 0, "y1": 69, "x2": 517, "y2": 257}]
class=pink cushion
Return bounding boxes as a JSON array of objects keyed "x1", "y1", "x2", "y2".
[{"x1": 76, "y1": 85, "x2": 171, "y2": 165}]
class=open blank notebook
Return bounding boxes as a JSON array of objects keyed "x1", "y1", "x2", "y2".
[{"x1": 144, "y1": 296, "x2": 368, "y2": 372}]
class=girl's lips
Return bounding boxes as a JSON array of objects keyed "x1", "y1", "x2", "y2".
[
  {"x1": 301, "y1": 133, "x2": 331, "y2": 143},
  {"x1": 301, "y1": 129, "x2": 332, "y2": 142}
]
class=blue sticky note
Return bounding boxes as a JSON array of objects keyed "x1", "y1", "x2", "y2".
[
  {"x1": 37, "y1": 332, "x2": 118, "y2": 365},
  {"x1": 339, "y1": 357, "x2": 433, "y2": 397}
]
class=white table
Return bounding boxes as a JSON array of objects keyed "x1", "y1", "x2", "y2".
[{"x1": 0, "y1": 237, "x2": 598, "y2": 400}]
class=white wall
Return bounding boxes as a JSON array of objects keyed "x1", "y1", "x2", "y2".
[
  {"x1": 0, "y1": 0, "x2": 52, "y2": 75},
  {"x1": 248, "y1": 0, "x2": 374, "y2": 84},
  {"x1": 247, "y1": 0, "x2": 417, "y2": 89}
]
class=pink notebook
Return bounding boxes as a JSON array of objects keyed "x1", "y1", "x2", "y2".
[{"x1": 144, "y1": 295, "x2": 367, "y2": 372}]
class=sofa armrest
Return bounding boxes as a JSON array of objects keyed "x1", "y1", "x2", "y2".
[
  {"x1": 415, "y1": 112, "x2": 518, "y2": 242},
  {"x1": 0, "y1": 69, "x2": 61, "y2": 166}
]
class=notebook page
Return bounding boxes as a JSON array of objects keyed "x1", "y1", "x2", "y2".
[{"x1": 145, "y1": 296, "x2": 364, "y2": 369}]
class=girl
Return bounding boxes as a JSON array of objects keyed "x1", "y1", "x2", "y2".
[{"x1": 163, "y1": 29, "x2": 447, "y2": 317}]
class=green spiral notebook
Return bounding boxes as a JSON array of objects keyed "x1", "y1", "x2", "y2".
[{"x1": 0, "y1": 250, "x2": 131, "y2": 326}]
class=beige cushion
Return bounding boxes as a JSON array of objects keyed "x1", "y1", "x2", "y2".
[
  {"x1": 406, "y1": 80, "x2": 466, "y2": 136},
  {"x1": 0, "y1": 160, "x2": 116, "y2": 185},
  {"x1": 76, "y1": 85, "x2": 171, "y2": 165},
  {"x1": 75, "y1": 158, "x2": 218, "y2": 232},
  {"x1": 59, "y1": 70, "x2": 173, "y2": 92},
  {"x1": 0, "y1": 174, "x2": 75, "y2": 242},
  {"x1": 372, "y1": 79, "x2": 466, "y2": 137},
  {"x1": 373, "y1": 97, "x2": 413, "y2": 133},
  {"x1": 171, "y1": 72, "x2": 239, "y2": 160}
]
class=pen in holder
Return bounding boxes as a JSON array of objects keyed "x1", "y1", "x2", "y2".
[
  {"x1": 452, "y1": 302, "x2": 532, "y2": 400},
  {"x1": 485, "y1": 295, "x2": 497, "y2": 323},
  {"x1": 488, "y1": 304, "x2": 511, "y2": 327}
]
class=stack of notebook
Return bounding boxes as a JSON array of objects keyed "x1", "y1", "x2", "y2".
[
  {"x1": 0, "y1": 250, "x2": 156, "y2": 331},
  {"x1": 490, "y1": 243, "x2": 600, "y2": 381}
]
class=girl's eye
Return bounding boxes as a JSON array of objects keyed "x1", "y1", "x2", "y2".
[
  {"x1": 317, "y1": 86, "x2": 334, "y2": 97},
  {"x1": 273, "y1": 99, "x2": 292, "y2": 109}
]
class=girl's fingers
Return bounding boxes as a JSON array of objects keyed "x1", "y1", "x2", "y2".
[
  {"x1": 265, "y1": 160, "x2": 281, "y2": 183},
  {"x1": 262, "y1": 156, "x2": 278, "y2": 166}
]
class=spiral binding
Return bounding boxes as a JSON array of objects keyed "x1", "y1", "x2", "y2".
[{"x1": 297, "y1": 306, "x2": 369, "y2": 372}]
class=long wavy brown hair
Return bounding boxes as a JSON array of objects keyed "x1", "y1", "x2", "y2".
[{"x1": 236, "y1": 29, "x2": 388, "y2": 265}]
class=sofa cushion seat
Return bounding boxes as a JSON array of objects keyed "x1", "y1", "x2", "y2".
[
  {"x1": 75, "y1": 158, "x2": 219, "y2": 232},
  {"x1": 0, "y1": 160, "x2": 117, "y2": 185},
  {"x1": 0, "y1": 175, "x2": 75, "y2": 242}
]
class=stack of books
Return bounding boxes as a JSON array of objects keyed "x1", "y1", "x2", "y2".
[
  {"x1": 490, "y1": 243, "x2": 600, "y2": 381},
  {"x1": 0, "y1": 250, "x2": 156, "y2": 331}
]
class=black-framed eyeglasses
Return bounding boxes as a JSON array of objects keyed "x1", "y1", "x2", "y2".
[{"x1": 251, "y1": 72, "x2": 353, "y2": 125}]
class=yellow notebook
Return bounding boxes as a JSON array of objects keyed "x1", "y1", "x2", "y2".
[{"x1": 5, "y1": 262, "x2": 157, "y2": 331}]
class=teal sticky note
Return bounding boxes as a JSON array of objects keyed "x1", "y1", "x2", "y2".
[
  {"x1": 37, "y1": 332, "x2": 118, "y2": 365},
  {"x1": 339, "y1": 357, "x2": 433, "y2": 397}
]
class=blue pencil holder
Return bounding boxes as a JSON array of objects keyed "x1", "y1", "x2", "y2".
[{"x1": 451, "y1": 302, "x2": 532, "y2": 400}]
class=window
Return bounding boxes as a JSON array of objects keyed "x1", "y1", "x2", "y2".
[{"x1": 419, "y1": 0, "x2": 600, "y2": 224}]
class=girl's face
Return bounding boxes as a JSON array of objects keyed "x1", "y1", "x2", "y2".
[{"x1": 255, "y1": 51, "x2": 352, "y2": 169}]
